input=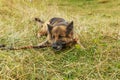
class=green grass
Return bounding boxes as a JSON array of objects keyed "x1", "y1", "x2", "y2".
[{"x1": 0, "y1": 0, "x2": 120, "y2": 79}]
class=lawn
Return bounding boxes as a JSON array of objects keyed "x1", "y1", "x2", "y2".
[{"x1": 0, "y1": 0, "x2": 120, "y2": 80}]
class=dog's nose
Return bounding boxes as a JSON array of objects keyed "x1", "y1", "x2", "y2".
[
  {"x1": 52, "y1": 45, "x2": 57, "y2": 49},
  {"x1": 52, "y1": 43, "x2": 62, "y2": 51}
]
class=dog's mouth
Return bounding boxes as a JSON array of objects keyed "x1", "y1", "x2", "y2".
[
  {"x1": 52, "y1": 42, "x2": 66, "y2": 51},
  {"x1": 55, "y1": 45, "x2": 62, "y2": 51},
  {"x1": 52, "y1": 44, "x2": 63, "y2": 51}
]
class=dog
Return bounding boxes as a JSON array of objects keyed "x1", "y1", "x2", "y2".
[
  {"x1": 35, "y1": 17, "x2": 77, "y2": 51},
  {"x1": 0, "y1": 17, "x2": 79, "y2": 51}
]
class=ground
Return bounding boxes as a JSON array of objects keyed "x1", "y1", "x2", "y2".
[{"x1": 0, "y1": 0, "x2": 120, "y2": 80}]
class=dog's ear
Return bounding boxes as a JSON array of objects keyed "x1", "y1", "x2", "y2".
[
  {"x1": 66, "y1": 21, "x2": 73, "y2": 34},
  {"x1": 47, "y1": 24, "x2": 53, "y2": 33},
  {"x1": 35, "y1": 18, "x2": 44, "y2": 24}
]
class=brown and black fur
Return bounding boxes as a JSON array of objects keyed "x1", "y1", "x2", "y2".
[
  {"x1": 0, "y1": 17, "x2": 78, "y2": 51},
  {"x1": 35, "y1": 17, "x2": 77, "y2": 50}
]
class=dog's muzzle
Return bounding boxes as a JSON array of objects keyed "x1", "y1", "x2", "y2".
[{"x1": 52, "y1": 41, "x2": 66, "y2": 51}]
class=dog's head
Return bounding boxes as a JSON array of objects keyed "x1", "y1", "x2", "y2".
[{"x1": 47, "y1": 21, "x2": 74, "y2": 51}]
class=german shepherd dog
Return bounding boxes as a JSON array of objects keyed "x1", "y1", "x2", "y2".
[
  {"x1": 35, "y1": 17, "x2": 77, "y2": 51},
  {"x1": 0, "y1": 17, "x2": 78, "y2": 51}
]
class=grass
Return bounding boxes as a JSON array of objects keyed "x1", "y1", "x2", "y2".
[{"x1": 0, "y1": 0, "x2": 120, "y2": 80}]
